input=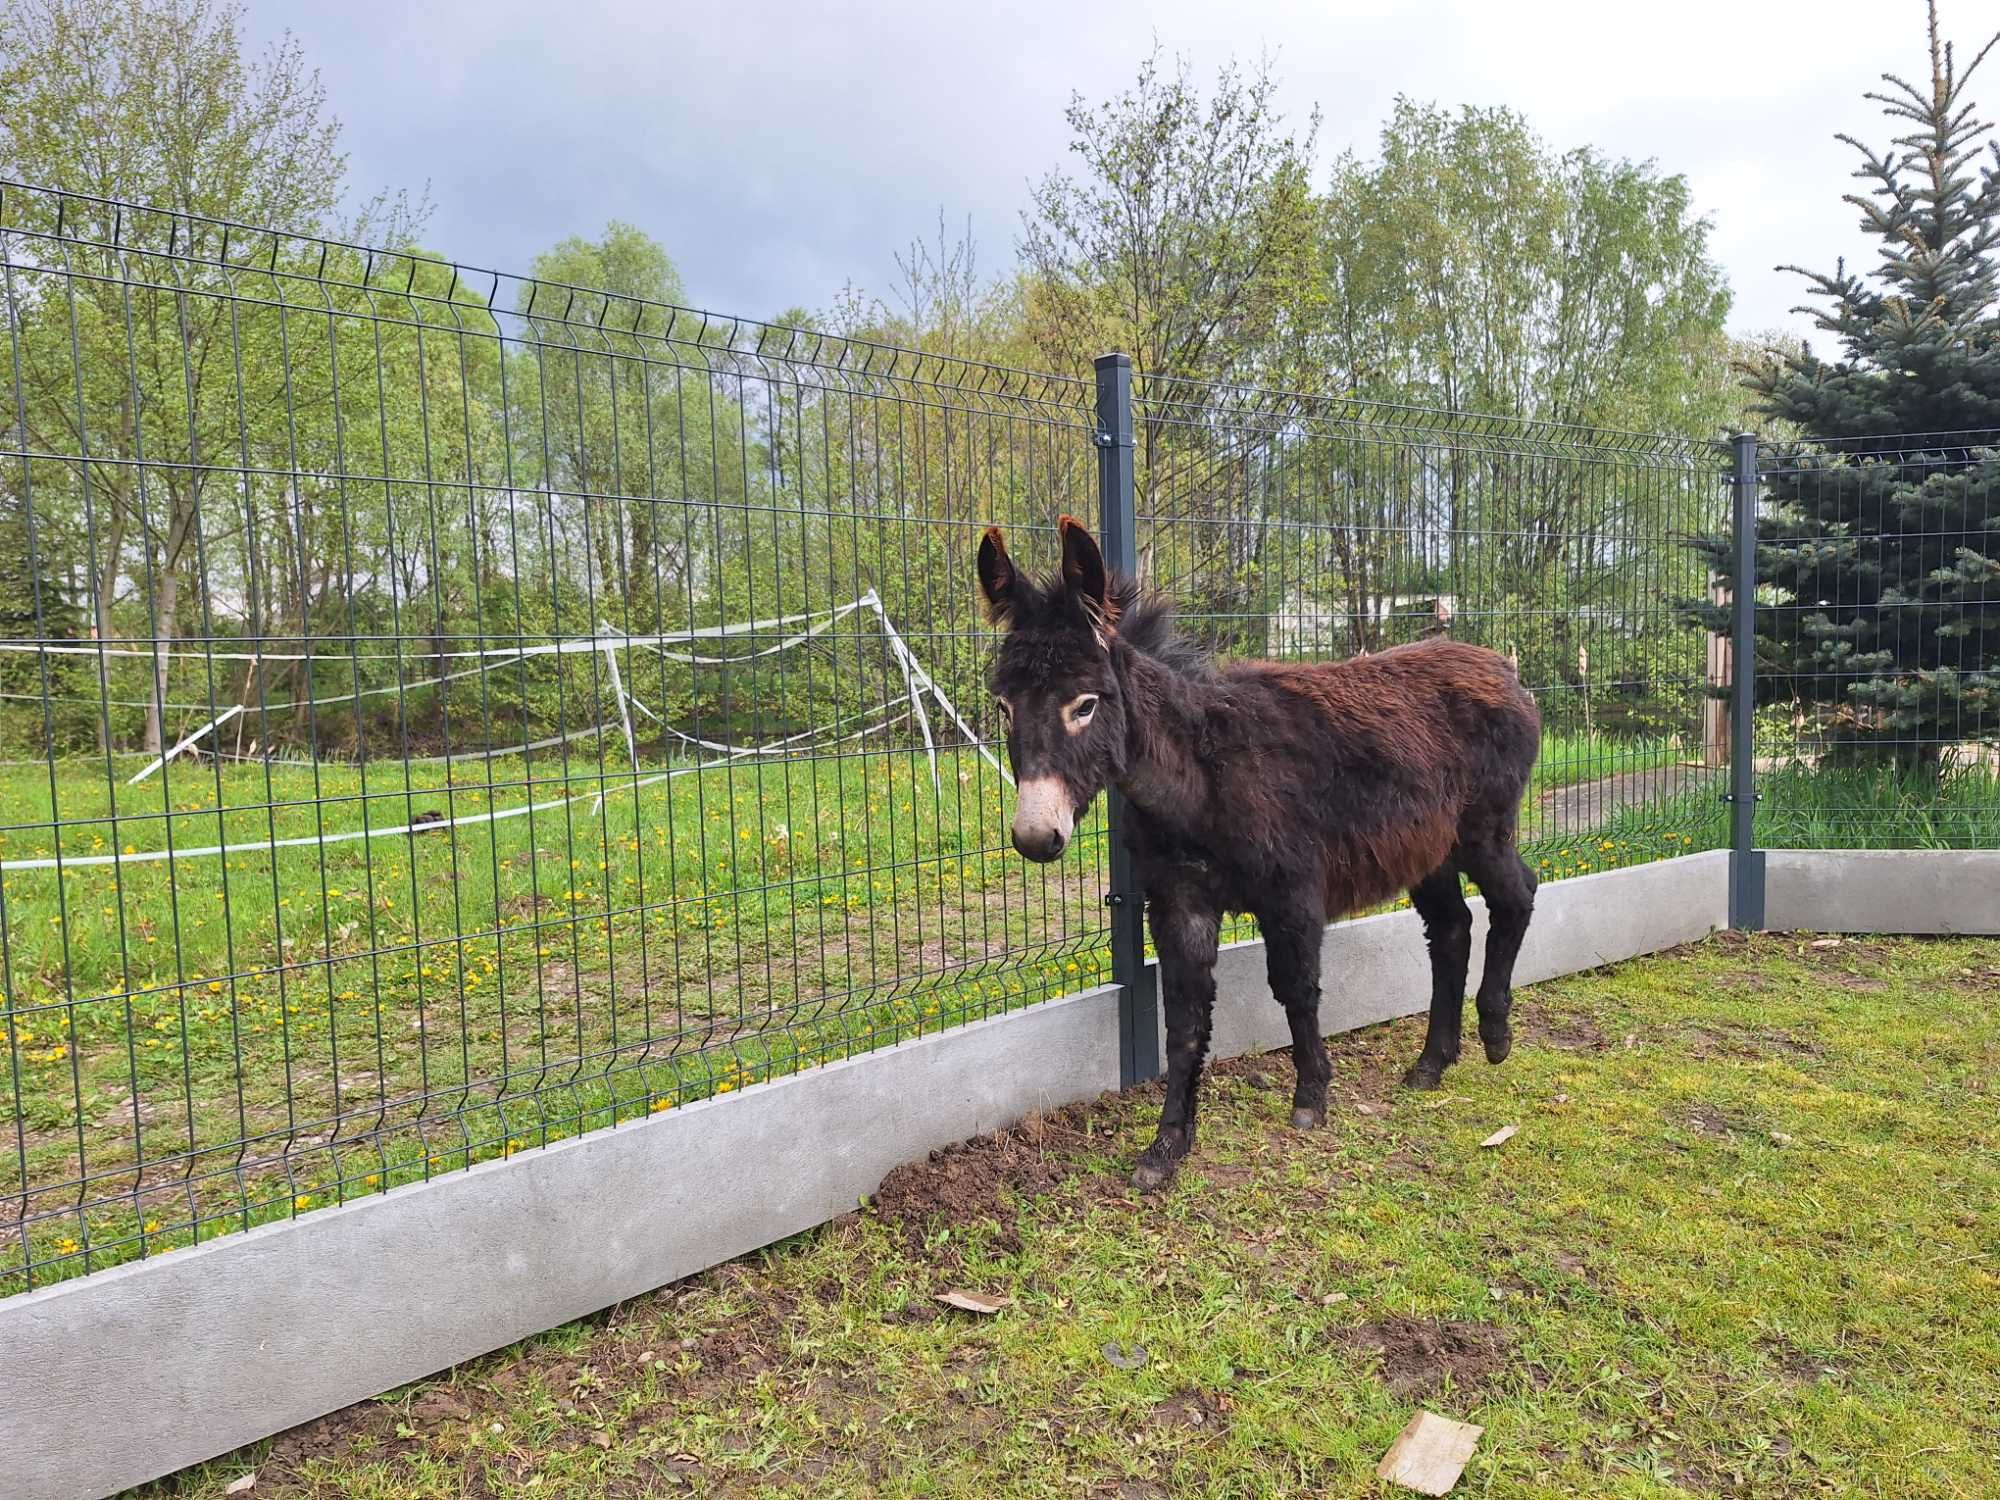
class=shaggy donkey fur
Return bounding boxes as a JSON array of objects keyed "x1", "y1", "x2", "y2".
[{"x1": 979, "y1": 517, "x2": 1540, "y2": 1190}]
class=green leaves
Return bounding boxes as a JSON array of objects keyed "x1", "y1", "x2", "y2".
[{"x1": 1322, "y1": 100, "x2": 1731, "y2": 436}]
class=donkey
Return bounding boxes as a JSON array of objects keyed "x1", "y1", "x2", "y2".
[{"x1": 979, "y1": 517, "x2": 1541, "y2": 1191}]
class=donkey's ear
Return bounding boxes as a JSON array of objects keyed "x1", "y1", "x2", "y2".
[
  {"x1": 1057, "y1": 515, "x2": 1115, "y2": 631},
  {"x1": 977, "y1": 526, "x2": 1018, "y2": 625}
]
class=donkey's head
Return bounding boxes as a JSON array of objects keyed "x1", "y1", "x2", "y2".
[{"x1": 977, "y1": 516, "x2": 1130, "y2": 862}]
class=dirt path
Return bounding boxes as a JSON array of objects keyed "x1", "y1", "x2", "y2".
[{"x1": 1534, "y1": 764, "x2": 1721, "y2": 838}]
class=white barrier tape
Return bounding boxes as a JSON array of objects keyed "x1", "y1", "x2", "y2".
[
  {"x1": 0, "y1": 597, "x2": 870, "y2": 665},
  {"x1": 866, "y1": 594, "x2": 1010, "y2": 787},
  {"x1": 126, "y1": 705, "x2": 245, "y2": 785},
  {"x1": 653, "y1": 699, "x2": 913, "y2": 759}
]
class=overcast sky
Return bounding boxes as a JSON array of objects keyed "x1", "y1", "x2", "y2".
[{"x1": 242, "y1": 0, "x2": 1936, "y2": 353}]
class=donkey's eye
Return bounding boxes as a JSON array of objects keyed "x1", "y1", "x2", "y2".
[
  {"x1": 1074, "y1": 697, "x2": 1098, "y2": 720},
  {"x1": 1065, "y1": 694, "x2": 1100, "y2": 732}
]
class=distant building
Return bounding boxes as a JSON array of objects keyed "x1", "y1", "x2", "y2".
[{"x1": 1270, "y1": 587, "x2": 1457, "y2": 658}]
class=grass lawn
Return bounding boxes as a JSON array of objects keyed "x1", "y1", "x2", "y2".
[
  {"x1": 3, "y1": 728, "x2": 1709, "y2": 1294},
  {"x1": 139, "y1": 931, "x2": 2000, "y2": 1498}
]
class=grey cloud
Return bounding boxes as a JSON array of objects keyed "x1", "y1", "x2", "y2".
[{"x1": 245, "y1": 0, "x2": 1893, "y2": 347}]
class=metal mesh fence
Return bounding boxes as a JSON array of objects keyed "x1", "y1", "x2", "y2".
[
  {"x1": 11, "y1": 184, "x2": 1983, "y2": 1301},
  {"x1": 0, "y1": 182, "x2": 1110, "y2": 1293},
  {"x1": 1750, "y1": 433, "x2": 2000, "y2": 848}
]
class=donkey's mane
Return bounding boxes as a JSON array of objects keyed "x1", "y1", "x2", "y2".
[
  {"x1": 1000, "y1": 553, "x2": 1213, "y2": 680},
  {"x1": 1109, "y1": 574, "x2": 1215, "y2": 680}
]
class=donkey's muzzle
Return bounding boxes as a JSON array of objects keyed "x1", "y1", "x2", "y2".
[
  {"x1": 1011, "y1": 775, "x2": 1074, "y2": 862},
  {"x1": 1013, "y1": 825, "x2": 1068, "y2": 862}
]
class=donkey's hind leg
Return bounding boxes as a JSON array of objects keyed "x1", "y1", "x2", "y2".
[
  {"x1": 1404, "y1": 863, "x2": 1473, "y2": 1090},
  {"x1": 1459, "y1": 839, "x2": 1538, "y2": 1064}
]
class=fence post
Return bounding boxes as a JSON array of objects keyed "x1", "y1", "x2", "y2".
[
  {"x1": 1727, "y1": 432, "x2": 1765, "y2": 930},
  {"x1": 1095, "y1": 352, "x2": 1159, "y2": 1087}
]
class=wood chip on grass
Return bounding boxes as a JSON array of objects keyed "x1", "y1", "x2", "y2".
[
  {"x1": 1377, "y1": 1410, "x2": 1483, "y2": 1495},
  {"x1": 1480, "y1": 1124, "x2": 1518, "y2": 1148},
  {"x1": 934, "y1": 1290, "x2": 1012, "y2": 1315}
]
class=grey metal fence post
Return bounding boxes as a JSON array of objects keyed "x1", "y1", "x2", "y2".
[
  {"x1": 1095, "y1": 352, "x2": 1159, "y2": 1086},
  {"x1": 1728, "y1": 432, "x2": 1766, "y2": 929}
]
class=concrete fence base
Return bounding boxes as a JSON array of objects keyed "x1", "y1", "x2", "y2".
[
  {"x1": 1762, "y1": 849, "x2": 2000, "y2": 934},
  {"x1": 5, "y1": 846, "x2": 1992, "y2": 1500}
]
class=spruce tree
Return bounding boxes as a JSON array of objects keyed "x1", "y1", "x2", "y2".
[{"x1": 1695, "y1": 3, "x2": 2000, "y2": 763}]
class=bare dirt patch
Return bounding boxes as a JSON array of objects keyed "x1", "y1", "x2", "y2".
[
  {"x1": 1819, "y1": 972, "x2": 1889, "y2": 993},
  {"x1": 676, "y1": 1307, "x2": 786, "y2": 1398},
  {"x1": 1682, "y1": 1102, "x2": 1736, "y2": 1138},
  {"x1": 1716, "y1": 968, "x2": 1775, "y2": 993},
  {"x1": 1759, "y1": 1333, "x2": 1851, "y2": 1388},
  {"x1": 1146, "y1": 1389, "x2": 1230, "y2": 1434},
  {"x1": 1788, "y1": 936, "x2": 1898, "y2": 968},
  {"x1": 1520, "y1": 1009, "x2": 1610, "y2": 1052},
  {"x1": 1328, "y1": 1317, "x2": 1513, "y2": 1400},
  {"x1": 1951, "y1": 963, "x2": 2000, "y2": 997},
  {"x1": 255, "y1": 1402, "x2": 411, "y2": 1491},
  {"x1": 869, "y1": 1100, "x2": 1099, "y2": 1253},
  {"x1": 1682, "y1": 1023, "x2": 1825, "y2": 1062},
  {"x1": 1193, "y1": 1161, "x2": 1258, "y2": 1189}
]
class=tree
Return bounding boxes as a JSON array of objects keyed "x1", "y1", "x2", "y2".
[
  {"x1": 517, "y1": 223, "x2": 690, "y2": 620},
  {"x1": 1016, "y1": 50, "x2": 1323, "y2": 654},
  {"x1": 1693, "y1": 2, "x2": 2000, "y2": 763},
  {"x1": 0, "y1": 0, "x2": 425, "y2": 750},
  {"x1": 1321, "y1": 101, "x2": 1733, "y2": 435},
  {"x1": 1019, "y1": 48, "x2": 1321, "y2": 392}
]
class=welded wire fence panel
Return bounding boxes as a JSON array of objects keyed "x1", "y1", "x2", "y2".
[
  {"x1": 1749, "y1": 432, "x2": 2000, "y2": 848},
  {"x1": 1130, "y1": 374, "x2": 1736, "y2": 911},
  {"x1": 20, "y1": 179, "x2": 1948, "y2": 1305},
  {"x1": 0, "y1": 182, "x2": 1110, "y2": 1294}
]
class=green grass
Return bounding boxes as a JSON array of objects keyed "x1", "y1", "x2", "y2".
[
  {"x1": 136, "y1": 933, "x2": 2000, "y2": 1498},
  {"x1": 1576, "y1": 757, "x2": 2000, "y2": 860},
  {"x1": 1755, "y1": 761, "x2": 2000, "y2": 849},
  {"x1": 0, "y1": 745, "x2": 1113, "y2": 1292}
]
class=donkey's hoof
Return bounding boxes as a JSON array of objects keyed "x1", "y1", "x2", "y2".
[
  {"x1": 1402, "y1": 1062, "x2": 1445, "y2": 1091},
  {"x1": 1131, "y1": 1156, "x2": 1180, "y2": 1194},
  {"x1": 1482, "y1": 1030, "x2": 1513, "y2": 1065},
  {"x1": 1290, "y1": 1105, "x2": 1326, "y2": 1130}
]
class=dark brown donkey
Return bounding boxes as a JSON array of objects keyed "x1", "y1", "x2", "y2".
[{"x1": 979, "y1": 517, "x2": 1541, "y2": 1191}]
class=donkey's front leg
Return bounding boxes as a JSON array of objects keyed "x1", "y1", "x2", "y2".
[
  {"x1": 1260, "y1": 895, "x2": 1331, "y2": 1128},
  {"x1": 1132, "y1": 893, "x2": 1220, "y2": 1193}
]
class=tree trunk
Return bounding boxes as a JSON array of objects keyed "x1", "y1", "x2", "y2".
[
  {"x1": 91, "y1": 499, "x2": 129, "y2": 756},
  {"x1": 140, "y1": 493, "x2": 200, "y2": 756}
]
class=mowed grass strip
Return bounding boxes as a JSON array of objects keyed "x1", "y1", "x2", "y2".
[{"x1": 141, "y1": 933, "x2": 2000, "y2": 1498}]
